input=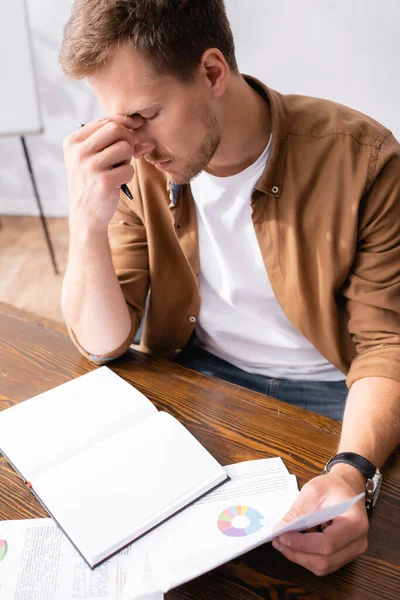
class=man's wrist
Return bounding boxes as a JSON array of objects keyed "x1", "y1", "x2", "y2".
[
  {"x1": 68, "y1": 222, "x2": 111, "y2": 256},
  {"x1": 69, "y1": 219, "x2": 109, "y2": 240},
  {"x1": 328, "y1": 462, "x2": 367, "y2": 494}
]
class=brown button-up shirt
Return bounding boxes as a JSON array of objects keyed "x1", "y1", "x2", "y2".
[{"x1": 70, "y1": 76, "x2": 400, "y2": 389}]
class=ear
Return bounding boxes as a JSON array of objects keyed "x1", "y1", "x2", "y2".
[{"x1": 199, "y1": 48, "x2": 229, "y2": 98}]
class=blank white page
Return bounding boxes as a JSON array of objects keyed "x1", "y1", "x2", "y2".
[
  {"x1": 33, "y1": 412, "x2": 227, "y2": 567},
  {"x1": 0, "y1": 367, "x2": 157, "y2": 480}
]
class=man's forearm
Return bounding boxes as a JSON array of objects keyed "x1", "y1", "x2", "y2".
[
  {"x1": 62, "y1": 226, "x2": 133, "y2": 356},
  {"x1": 331, "y1": 376, "x2": 400, "y2": 483}
]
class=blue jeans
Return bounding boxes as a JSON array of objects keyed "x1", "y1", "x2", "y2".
[{"x1": 175, "y1": 346, "x2": 347, "y2": 421}]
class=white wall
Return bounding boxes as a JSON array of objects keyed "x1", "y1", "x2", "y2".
[
  {"x1": 227, "y1": 0, "x2": 400, "y2": 132},
  {"x1": 1, "y1": 0, "x2": 399, "y2": 216}
]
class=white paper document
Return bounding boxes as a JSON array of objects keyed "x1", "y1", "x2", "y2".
[
  {"x1": 0, "y1": 518, "x2": 163, "y2": 600},
  {"x1": 0, "y1": 457, "x2": 364, "y2": 599}
]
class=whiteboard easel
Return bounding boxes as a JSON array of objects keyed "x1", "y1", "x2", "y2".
[
  {"x1": 0, "y1": 0, "x2": 58, "y2": 273},
  {"x1": 0, "y1": 0, "x2": 43, "y2": 135}
]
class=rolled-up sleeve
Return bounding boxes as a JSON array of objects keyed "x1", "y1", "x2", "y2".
[
  {"x1": 67, "y1": 318, "x2": 137, "y2": 365},
  {"x1": 344, "y1": 133, "x2": 400, "y2": 388}
]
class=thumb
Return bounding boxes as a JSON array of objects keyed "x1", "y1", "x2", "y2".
[
  {"x1": 272, "y1": 502, "x2": 303, "y2": 533},
  {"x1": 273, "y1": 480, "x2": 324, "y2": 531},
  {"x1": 280, "y1": 502, "x2": 304, "y2": 525}
]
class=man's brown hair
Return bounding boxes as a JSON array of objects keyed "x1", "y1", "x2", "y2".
[{"x1": 59, "y1": 0, "x2": 238, "y2": 81}]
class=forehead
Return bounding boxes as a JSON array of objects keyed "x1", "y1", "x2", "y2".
[{"x1": 88, "y1": 46, "x2": 186, "y2": 115}]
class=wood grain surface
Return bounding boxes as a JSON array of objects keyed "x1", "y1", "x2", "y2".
[
  {"x1": 0, "y1": 302, "x2": 399, "y2": 600},
  {"x1": 0, "y1": 216, "x2": 68, "y2": 322}
]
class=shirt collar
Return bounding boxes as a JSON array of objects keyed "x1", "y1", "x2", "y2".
[{"x1": 243, "y1": 75, "x2": 287, "y2": 198}]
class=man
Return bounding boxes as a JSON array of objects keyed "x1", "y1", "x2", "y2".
[{"x1": 59, "y1": 0, "x2": 400, "y2": 577}]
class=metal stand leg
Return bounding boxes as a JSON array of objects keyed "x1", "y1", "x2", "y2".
[{"x1": 20, "y1": 136, "x2": 59, "y2": 275}]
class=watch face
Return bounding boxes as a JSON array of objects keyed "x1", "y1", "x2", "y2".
[
  {"x1": 372, "y1": 473, "x2": 383, "y2": 507},
  {"x1": 366, "y1": 478, "x2": 374, "y2": 489},
  {"x1": 366, "y1": 473, "x2": 382, "y2": 509}
]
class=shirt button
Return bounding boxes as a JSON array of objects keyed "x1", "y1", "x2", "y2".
[
  {"x1": 272, "y1": 185, "x2": 279, "y2": 194},
  {"x1": 189, "y1": 316, "x2": 197, "y2": 323}
]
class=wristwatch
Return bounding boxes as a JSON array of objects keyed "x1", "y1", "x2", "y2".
[{"x1": 323, "y1": 452, "x2": 382, "y2": 513}]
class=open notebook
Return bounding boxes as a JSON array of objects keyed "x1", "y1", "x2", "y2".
[{"x1": 0, "y1": 367, "x2": 228, "y2": 568}]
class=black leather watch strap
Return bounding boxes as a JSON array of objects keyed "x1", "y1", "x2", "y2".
[
  {"x1": 323, "y1": 452, "x2": 377, "y2": 479},
  {"x1": 323, "y1": 452, "x2": 382, "y2": 514}
]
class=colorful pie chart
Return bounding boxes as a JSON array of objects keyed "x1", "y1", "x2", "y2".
[
  {"x1": 0, "y1": 540, "x2": 7, "y2": 562},
  {"x1": 217, "y1": 505, "x2": 264, "y2": 537}
]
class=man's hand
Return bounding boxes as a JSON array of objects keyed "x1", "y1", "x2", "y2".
[
  {"x1": 61, "y1": 114, "x2": 146, "y2": 356},
  {"x1": 272, "y1": 468, "x2": 368, "y2": 576},
  {"x1": 63, "y1": 115, "x2": 144, "y2": 232}
]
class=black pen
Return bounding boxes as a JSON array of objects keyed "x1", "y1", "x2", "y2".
[{"x1": 80, "y1": 123, "x2": 133, "y2": 200}]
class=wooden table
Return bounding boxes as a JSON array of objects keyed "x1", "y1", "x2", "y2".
[{"x1": 0, "y1": 302, "x2": 399, "y2": 600}]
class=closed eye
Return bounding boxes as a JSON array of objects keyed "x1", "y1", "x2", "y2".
[
  {"x1": 145, "y1": 111, "x2": 160, "y2": 121},
  {"x1": 131, "y1": 110, "x2": 160, "y2": 121}
]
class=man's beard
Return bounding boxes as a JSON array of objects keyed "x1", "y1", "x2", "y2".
[
  {"x1": 172, "y1": 104, "x2": 221, "y2": 184},
  {"x1": 147, "y1": 102, "x2": 221, "y2": 185}
]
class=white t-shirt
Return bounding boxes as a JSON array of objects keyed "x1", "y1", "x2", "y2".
[{"x1": 190, "y1": 136, "x2": 345, "y2": 381}]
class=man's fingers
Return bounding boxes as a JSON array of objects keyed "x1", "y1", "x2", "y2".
[
  {"x1": 72, "y1": 117, "x2": 114, "y2": 143},
  {"x1": 272, "y1": 535, "x2": 368, "y2": 576},
  {"x1": 71, "y1": 115, "x2": 143, "y2": 144},
  {"x1": 79, "y1": 120, "x2": 138, "y2": 156},
  {"x1": 75, "y1": 118, "x2": 109, "y2": 139},
  {"x1": 94, "y1": 140, "x2": 133, "y2": 171},
  {"x1": 275, "y1": 505, "x2": 368, "y2": 556},
  {"x1": 318, "y1": 510, "x2": 368, "y2": 551},
  {"x1": 275, "y1": 519, "x2": 360, "y2": 555},
  {"x1": 272, "y1": 507, "x2": 369, "y2": 576},
  {"x1": 108, "y1": 162, "x2": 135, "y2": 189},
  {"x1": 111, "y1": 114, "x2": 145, "y2": 131},
  {"x1": 276, "y1": 531, "x2": 332, "y2": 555}
]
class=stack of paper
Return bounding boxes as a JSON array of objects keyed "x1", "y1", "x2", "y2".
[{"x1": 0, "y1": 457, "x2": 363, "y2": 600}]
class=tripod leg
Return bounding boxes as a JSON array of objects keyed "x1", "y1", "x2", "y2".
[{"x1": 21, "y1": 136, "x2": 59, "y2": 275}]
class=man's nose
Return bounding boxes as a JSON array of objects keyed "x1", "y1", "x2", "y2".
[
  {"x1": 132, "y1": 131, "x2": 156, "y2": 159},
  {"x1": 133, "y1": 140, "x2": 156, "y2": 159}
]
